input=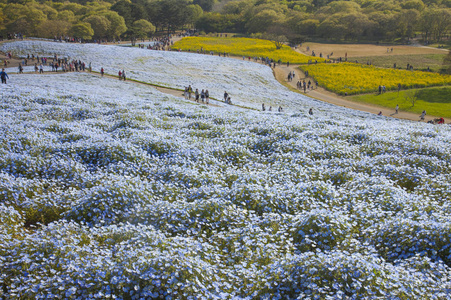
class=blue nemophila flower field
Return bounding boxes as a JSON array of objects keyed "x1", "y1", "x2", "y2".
[{"x1": 1, "y1": 41, "x2": 451, "y2": 299}]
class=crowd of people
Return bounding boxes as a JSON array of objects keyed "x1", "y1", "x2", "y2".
[
  {"x1": 261, "y1": 103, "x2": 283, "y2": 112},
  {"x1": 183, "y1": 85, "x2": 211, "y2": 104}
]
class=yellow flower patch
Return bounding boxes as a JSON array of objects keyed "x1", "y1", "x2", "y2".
[
  {"x1": 172, "y1": 37, "x2": 322, "y2": 64},
  {"x1": 301, "y1": 63, "x2": 451, "y2": 95}
]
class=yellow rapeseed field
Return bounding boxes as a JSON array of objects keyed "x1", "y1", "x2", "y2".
[
  {"x1": 301, "y1": 63, "x2": 451, "y2": 95},
  {"x1": 172, "y1": 37, "x2": 323, "y2": 64}
]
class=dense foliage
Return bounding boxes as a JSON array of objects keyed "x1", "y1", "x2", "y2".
[
  {"x1": 197, "y1": 0, "x2": 451, "y2": 43},
  {"x1": 0, "y1": 0, "x2": 200, "y2": 40},
  {"x1": 1, "y1": 0, "x2": 450, "y2": 42},
  {"x1": 1, "y1": 40, "x2": 451, "y2": 299}
]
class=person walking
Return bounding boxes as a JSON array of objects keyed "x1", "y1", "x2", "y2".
[
  {"x1": 122, "y1": 70, "x2": 126, "y2": 81},
  {"x1": 100, "y1": 67, "x2": 104, "y2": 77},
  {"x1": 395, "y1": 104, "x2": 399, "y2": 114},
  {"x1": 420, "y1": 110, "x2": 426, "y2": 121},
  {"x1": 195, "y1": 89, "x2": 199, "y2": 102},
  {"x1": 0, "y1": 68, "x2": 9, "y2": 84},
  {"x1": 224, "y1": 91, "x2": 228, "y2": 102},
  {"x1": 205, "y1": 90, "x2": 210, "y2": 104},
  {"x1": 201, "y1": 89, "x2": 205, "y2": 103},
  {"x1": 309, "y1": 108, "x2": 313, "y2": 115},
  {"x1": 188, "y1": 85, "x2": 193, "y2": 99},
  {"x1": 118, "y1": 70, "x2": 122, "y2": 80}
]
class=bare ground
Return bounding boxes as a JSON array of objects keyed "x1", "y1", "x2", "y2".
[{"x1": 297, "y1": 42, "x2": 448, "y2": 59}]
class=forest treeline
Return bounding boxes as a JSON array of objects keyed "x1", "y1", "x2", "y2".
[{"x1": 0, "y1": 0, "x2": 450, "y2": 43}]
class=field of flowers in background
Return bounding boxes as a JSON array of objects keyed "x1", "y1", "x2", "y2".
[
  {"x1": 171, "y1": 37, "x2": 324, "y2": 64},
  {"x1": 1, "y1": 41, "x2": 451, "y2": 299},
  {"x1": 301, "y1": 62, "x2": 451, "y2": 95}
]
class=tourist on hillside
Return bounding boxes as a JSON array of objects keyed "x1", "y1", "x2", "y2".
[
  {"x1": 188, "y1": 85, "x2": 193, "y2": 99},
  {"x1": 195, "y1": 89, "x2": 199, "y2": 102},
  {"x1": 100, "y1": 67, "x2": 104, "y2": 77},
  {"x1": 395, "y1": 104, "x2": 399, "y2": 114},
  {"x1": 118, "y1": 70, "x2": 122, "y2": 80},
  {"x1": 420, "y1": 110, "x2": 426, "y2": 121},
  {"x1": 39, "y1": 64, "x2": 44, "y2": 73},
  {"x1": 224, "y1": 91, "x2": 228, "y2": 102},
  {"x1": 309, "y1": 108, "x2": 313, "y2": 115},
  {"x1": 262, "y1": 103, "x2": 266, "y2": 111},
  {"x1": 278, "y1": 106, "x2": 283, "y2": 112},
  {"x1": 205, "y1": 90, "x2": 210, "y2": 104},
  {"x1": 122, "y1": 70, "x2": 126, "y2": 81},
  {"x1": 201, "y1": 89, "x2": 205, "y2": 103},
  {"x1": 378, "y1": 111, "x2": 383, "y2": 116},
  {"x1": 18, "y1": 63, "x2": 23, "y2": 74},
  {"x1": 0, "y1": 68, "x2": 9, "y2": 84}
]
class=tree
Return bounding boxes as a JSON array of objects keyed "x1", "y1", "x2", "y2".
[
  {"x1": 186, "y1": 4, "x2": 203, "y2": 29},
  {"x1": 155, "y1": 0, "x2": 191, "y2": 35},
  {"x1": 111, "y1": 0, "x2": 147, "y2": 29},
  {"x1": 442, "y1": 50, "x2": 451, "y2": 74},
  {"x1": 37, "y1": 20, "x2": 71, "y2": 38},
  {"x1": 196, "y1": 12, "x2": 242, "y2": 33},
  {"x1": 193, "y1": 0, "x2": 215, "y2": 12},
  {"x1": 70, "y1": 22, "x2": 94, "y2": 40},
  {"x1": 317, "y1": 16, "x2": 347, "y2": 40},
  {"x1": 57, "y1": 10, "x2": 76, "y2": 23},
  {"x1": 132, "y1": 19, "x2": 155, "y2": 38},
  {"x1": 7, "y1": 6, "x2": 47, "y2": 36},
  {"x1": 421, "y1": 8, "x2": 451, "y2": 42},
  {"x1": 434, "y1": 9, "x2": 451, "y2": 42},
  {"x1": 84, "y1": 15, "x2": 111, "y2": 39},
  {"x1": 0, "y1": 10, "x2": 6, "y2": 32},
  {"x1": 404, "y1": 90, "x2": 419, "y2": 107},
  {"x1": 102, "y1": 11, "x2": 127, "y2": 39},
  {"x1": 245, "y1": 9, "x2": 285, "y2": 33},
  {"x1": 401, "y1": 0, "x2": 425, "y2": 11},
  {"x1": 338, "y1": 12, "x2": 376, "y2": 40},
  {"x1": 297, "y1": 19, "x2": 320, "y2": 36},
  {"x1": 395, "y1": 9, "x2": 420, "y2": 40}
]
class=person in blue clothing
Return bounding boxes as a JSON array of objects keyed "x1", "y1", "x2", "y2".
[{"x1": 0, "y1": 68, "x2": 9, "y2": 84}]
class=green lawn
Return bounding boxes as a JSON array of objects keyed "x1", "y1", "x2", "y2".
[
  {"x1": 352, "y1": 54, "x2": 447, "y2": 73},
  {"x1": 350, "y1": 87, "x2": 451, "y2": 118}
]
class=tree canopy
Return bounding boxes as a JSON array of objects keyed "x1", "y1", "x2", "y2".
[{"x1": 0, "y1": 0, "x2": 450, "y2": 43}]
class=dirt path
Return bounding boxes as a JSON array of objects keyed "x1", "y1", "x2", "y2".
[{"x1": 274, "y1": 64, "x2": 450, "y2": 123}]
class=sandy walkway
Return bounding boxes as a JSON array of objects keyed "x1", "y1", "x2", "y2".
[{"x1": 273, "y1": 64, "x2": 450, "y2": 123}]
